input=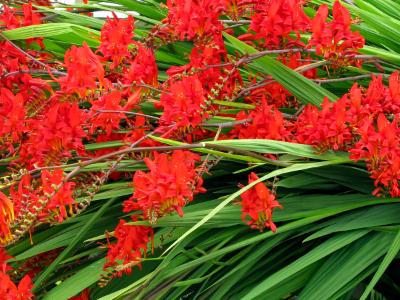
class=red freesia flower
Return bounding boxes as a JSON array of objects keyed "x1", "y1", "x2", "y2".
[
  {"x1": 89, "y1": 91, "x2": 125, "y2": 136},
  {"x1": 0, "y1": 192, "x2": 14, "y2": 245},
  {"x1": 295, "y1": 97, "x2": 353, "y2": 151},
  {"x1": 158, "y1": 75, "x2": 208, "y2": 129},
  {"x1": 105, "y1": 217, "x2": 153, "y2": 276},
  {"x1": 167, "y1": 37, "x2": 242, "y2": 98},
  {"x1": 295, "y1": 71, "x2": 400, "y2": 153},
  {"x1": 59, "y1": 42, "x2": 105, "y2": 97},
  {"x1": 0, "y1": 3, "x2": 43, "y2": 48},
  {"x1": 20, "y1": 102, "x2": 87, "y2": 167},
  {"x1": 9, "y1": 175, "x2": 39, "y2": 223},
  {"x1": 240, "y1": 172, "x2": 282, "y2": 232},
  {"x1": 40, "y1": 169, "x2": 76, "y2": 223},
  {"x1": 0, "y1": 248, "x2": 12, "y2": 273},
  {"x1": 308, "y1": 1, "x2": 364, "y2": 63},
  {"x1": 231, "y1": 99, "x2": 291, "y2": 140},
  {"x1": 9, "y1": 170, "x2": 76, "y2": 225},
  {"x1": 123, "y1": 115, "x2": 159, "y2": 149},
  {"x1": 0, "y1": 88, "x2": 26, "y2": 151},
  {"x1": 124, "y1": 150, "x2": 206, "y2": 222},
  {"x1": 123, "y1": 43, "x2": 158, "y2": 87},
  {"x1": 350, "y1": 114, "x2": 400, "y2": 197},
  {"x1": 98, "y1": 13, "x2": 135, "y2": 69},
  {"x1": 242, "y1": 0, "x2": 310, "y2": 48},
  {"x1": 162, "y1": 0, "x2": 225, "y2": 41},
  {"x1": 0, "y1": 273, "x2": 33, "y2": 300},
  {"x1": 382, "y1": 71, "x2": 400, "y2": 115}
]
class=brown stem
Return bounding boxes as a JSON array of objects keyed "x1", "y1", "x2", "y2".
[
  {"x1": 0, "y1": 69, "x2": 67, "y2": 79},
  {"x1": 94, "y1": 109, "x2": 160, "y2": 120},
  {"x1": 313, "y1": 73, "x2": 389, "y2": 83}
]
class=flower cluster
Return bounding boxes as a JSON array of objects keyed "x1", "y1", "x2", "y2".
[
  {"x1": 231, "y1": 99, "x2": 291, "y2": 140},
  {"x1": 295, "y1": 71, "x2": 400, "y2": 196},
  {"x1": 124, "y1": 150, "x2": 206, "y2": 222},
  {"x1": 8, "y1": 170, "x2": 77, "y2": 226},
  {"x1": 59, "y1": 42, "x2": 106, "y2": 97},
  {"x1": 350, "y1": 115, "x2": 400, "y2": 197},
  {"x1": 162, "y1": 0, "x2": 225, "y2": 41},
  {"x1": 308, "y1": 1, "x2": 365, "y2": 63},
  {"x1": 240, "y1": 173, "x2": 282, "y2": 232},
  {"x1": 158, "y1": 75, "x2": 208, "y2": 129},
  {"x1": 295, "y1": 97, "x2": 353, "y2": 152},
  {"x1": 0, "y1": 249, "x2": 33, "y2": 300},
  {"x1": 98, "y1": 13, "x2": 135, "y2": 69},
  {"x1": 19, "y1": 102, "x2": 87, "y2": 167},
  {"x1": 241, "y1": 0, "x2": 310, "y2": 48},
  {"x1": 105, "y1": 218, "x2": 153, "y2": 276}
]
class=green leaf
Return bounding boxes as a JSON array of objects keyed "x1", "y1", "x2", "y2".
[
  {"x1": 298, "y1": 232, "x2": 394, "y2": 300},
  {"x1": 42, "y1": 258, "x2": 105, "y2": 300},
  {"x1": 360, "y1": 229, "x2": 400, "y2": 300},
  {"x1": 206, "y1": 139, "x2": 350, "y2": 161},
  {"x1": 3, "y1": 23, "x2": 100, "y2": 46},
  {"x1": 34, "y1": 198, "x2": 117, "y2": 291},
  {"x1": 242, "y1": 230, "x2": 368, "y2": 300},
  {"x1": 304, "y1": 204, "x2": 400, "y2": 242},
  {"x1": 109, "y1": 0, "x2": 166, "y2": 20}
]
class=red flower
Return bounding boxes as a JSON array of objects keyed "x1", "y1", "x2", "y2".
[
  {"x1": 123, "y1": 43, "x2": 158, "y2": 87},
  {"x1": 98, "y1": 13, "x2": 135, "y2": 69},
  {"x1": 123, "y1": 115, "x2": 159, "y2": 149},
  {"x1": 350, "y1": 114, "x2": 400, "y2": 197},
  {"x1": 89, "y1": 91, "x2": 125, "y2": 136},
  {"x1": 124, "y1": 150, "x2": 206, "y2": 222},
  {"x1": 9, "y1": 171, "x2": 75, "y2": 225},
  {"x1": 225, "y1": 0, "x2": 255, "y2": 20},
  {"x1": 59, "y1": 42, "x2": 105, "y2": 97},
  {"x1": 9, "y1": 175, "x2": 38, "y2": 223},
  {"x1": 0, "y1": 273, "x2": 33, "y2": 300},
  {"x1": 240, "y1": 172, "x2": 282, "y2": 232},
  {"x1": 22, "y1": 3, "x2": 42, "y2": 47},
  {"x1": 0, "y1": 248, "x2": 12, "y2": 273},
  {"x1": 158, "y1": 75, "x2": 208, "y2": 128},
  {"x1": 0, "y1": 192, "x2": 14, "y2": 245},
  {"x1": 20, "y1": 102, "x2": 87, "y2": 167},
  {"x1": 231, "y1": 99, "x2": 291, "y2": 140},
  {"x1": 105, "y1": 218, "x2": 153, "y2": 276},
  {"x1": 295, "y1": 97, "x2": 353, "y2": 151},
  {"x1": 294, "y1": 71, "x2": 400, "y2": 154},
  {"x1": 0, "y1": 5, "x2": 20, "y2": 29},
  {"x1": 167, "y1": 37, "x2": 241, "y2": 98},
  {"x1": 40, "y1": 169, "x2": 76, "y2": 223},
  {"x1": 308, "y1": 1, "x2": 364, "y2": 63},
  {"x1": 162, "y1": 0, "x2": 225, "y2": 41},
  {"x1": 244, "y1": 53, "x2": 316, "y2": 108},
  {"x1": 68, "y1": 289, "x2": 90, "y2": 300},
  {"x1": 0, "y1": 88, "x2": 26, "y2": 150},
  {"x1": 242, "y1": 0, "x2": 310, "y2": 48},
  {"x1": 382, "y1": 71, "x2": 400, "y2": 115}
]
